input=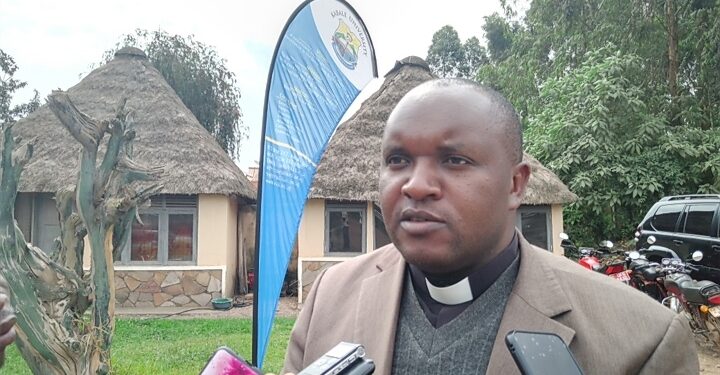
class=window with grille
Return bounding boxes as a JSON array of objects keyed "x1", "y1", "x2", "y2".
[{"x1": 119, "y1": 195, "x2": 198, "y2": 265}]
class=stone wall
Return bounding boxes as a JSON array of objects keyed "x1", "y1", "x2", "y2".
[
  {"x1": 115, "y1": 269, "x2": 223, "y2": 308},
  {"x1": 300, "y1": 260, "x2": 343, "y2": 302}
]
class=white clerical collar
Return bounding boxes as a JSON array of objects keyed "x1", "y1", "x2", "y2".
[{"x1": 425, "y1": 277, "x2": 473, "y2": 305}]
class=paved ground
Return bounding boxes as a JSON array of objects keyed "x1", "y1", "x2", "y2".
[
  {"x1": 117, "y1": 296, "x2": 720, "y2": 372},
  {"x1": 116, "y1": 295, "x2": 300, "y2": 319}
]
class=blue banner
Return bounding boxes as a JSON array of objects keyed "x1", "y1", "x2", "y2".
[{"x1": 253, "y1": 0, "x2": 376, "y2": 367}]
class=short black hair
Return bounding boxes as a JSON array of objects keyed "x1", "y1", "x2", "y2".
[{"x1": 424, "y1": 78, "x2": 524, "y2": 164}]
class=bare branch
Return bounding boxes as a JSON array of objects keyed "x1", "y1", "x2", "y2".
[
  {"x1": 46, "y1": 91, "x2": 107, "y2": 151},
  {"x1": 95, "y1": 98, "x2": 132, "y2": 194},
  {"x1": 132, "y1": 183, "x2": 164, "y2": 205},
  {"x1": 0, "y1": 122, "x2": 19, "y2": 226},
  {"x1": 12, "y1": 137, "x2": 35, "y2": 178},
  {"x1": 116, "y1": 156, "x2": 165, "y2": 184}
]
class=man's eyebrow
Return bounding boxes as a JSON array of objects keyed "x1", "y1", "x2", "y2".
[
  {"x1": 381, "y1": 145, "x2": 406, "y2": 155},
  {"x1": 437, "y1": 144, "x2": 465, "y2": 154}
]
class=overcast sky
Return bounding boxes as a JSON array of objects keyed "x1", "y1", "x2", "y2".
[{"x1": 0, "y1": 0, "x2": 505, "y2": 172}]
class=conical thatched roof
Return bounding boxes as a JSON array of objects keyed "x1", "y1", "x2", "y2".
[
  {"x1": 11, "y1": 47, "x2": 255, "y2": 200},
  {"x1": 309, "y1": 56, "x2": 576, "y2": 205},
  {"x1": 522, "y1": 153, "x2": 577, "y2": 204}
]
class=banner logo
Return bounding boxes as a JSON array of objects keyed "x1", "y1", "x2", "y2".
[{"x1": 331, "y1": 20, "x2": 361, "y2": 69}]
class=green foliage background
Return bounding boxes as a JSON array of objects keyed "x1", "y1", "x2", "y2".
[{"x1": 427, "y1": 0, "x2": 720, "y2": 245}]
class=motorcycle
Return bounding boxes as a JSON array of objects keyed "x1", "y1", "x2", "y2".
[
  {"x1": 626, "y1": 250, "x2": 667, "y2": 302},
  {"x1": 559, "y1": 232, "x2": 581, "y2": 260},
  {"x1": 560, "y1": 233, "x2": 630, "y2": 283},
  {"x1": 661, "y1": 251, "x2": 720, "y2": 346}
]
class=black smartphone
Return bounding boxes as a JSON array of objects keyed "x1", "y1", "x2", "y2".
[
  {"x1": 341, "y1": 358, "x2": 375, "y2": 375},
  {"x1": 199, "y1": 346, "x2": 262, "y2": 375},
  {"x1": 505, "y1": 330, "x2": 583, "y2": 375}
]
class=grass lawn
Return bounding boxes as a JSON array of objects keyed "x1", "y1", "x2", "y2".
[{"x1": 3, "y1": 317, "x2": 295, "y2": 374}]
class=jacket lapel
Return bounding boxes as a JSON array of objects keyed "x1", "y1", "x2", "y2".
[
  {"x1": 353, "y1": 248, "x2": 406, "y2": 375},
  {"x1": 486, "y1": 235, "x2": 576, "y2": 374}
]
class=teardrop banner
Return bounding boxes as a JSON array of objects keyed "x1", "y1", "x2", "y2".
[{"x1": 253, "y1": 0, "x2": 377, "y2": 367}]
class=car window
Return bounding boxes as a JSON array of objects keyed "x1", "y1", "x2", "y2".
[
  {"x1": 651, "y1": 204, "x2": 684, "y2": 232},
  {"x1": 682, "y1": 203, "x2": 718, "y2": 237}
]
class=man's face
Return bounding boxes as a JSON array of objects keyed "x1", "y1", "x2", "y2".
[{"x1": 379, "y1": 85, "x2": 528, "y2": 276}]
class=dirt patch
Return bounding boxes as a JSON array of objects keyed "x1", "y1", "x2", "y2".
[{"x1": 697, "y1": 337, "x2": 720, "y2": 374}]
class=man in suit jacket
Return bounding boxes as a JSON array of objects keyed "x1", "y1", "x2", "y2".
[{"x1": 283, "y1": 79, "x2": 698, "y2": 374}]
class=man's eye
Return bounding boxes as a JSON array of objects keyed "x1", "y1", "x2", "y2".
[
  {"x1": 386, "y1": 155, "x2": 408, "y2": 166},
  {"x1": 445, "y1": 156, "x2": 470, "y2": 165}
]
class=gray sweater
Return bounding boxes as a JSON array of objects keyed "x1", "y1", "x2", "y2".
[{"x1": 391, "y1": 258, "x2": 519, "y2": 374}]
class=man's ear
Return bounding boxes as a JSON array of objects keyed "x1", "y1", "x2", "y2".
[{"x1": 509, "y1": 161, "x2": 530, "y2": 210}]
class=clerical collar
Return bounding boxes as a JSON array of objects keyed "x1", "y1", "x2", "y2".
[
  {"x1": 409, "y1": 233, "x2": 519, "y2": 306},
  {"x1": 425, "y1": 277, "x2": 473, "y2": 305}
]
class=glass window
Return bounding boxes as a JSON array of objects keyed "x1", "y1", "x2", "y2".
[
  {"x1": 520, "y1": 210, "x2": 550, "y2": 250},
  {"x1": 373, "y1": 207, "x2": 392, "y2": 249},
  {"x1": 168, "y1": 214, "x2": 194, "y2": 261},
  {"x1": 683, "y1": 204, "x2": 718, "y2": 237},
  {"x1": 326, "y1": 203, "x2": 365, "y2": 254},
  {"x1": 651, "y1": 204, "x2": 683, "y2": 232},
  {"x1": 131, "y1": 214, "x2": 159, "y2": 262},
  {"x1": 122, "y1": 195, "x2": 197, "y2": 265}
]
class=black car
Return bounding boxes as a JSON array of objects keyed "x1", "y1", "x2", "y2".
[{"x1": 635, "y1": 194, "x2": 720, "y2": 283}]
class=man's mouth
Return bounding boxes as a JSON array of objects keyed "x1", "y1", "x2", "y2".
[
  {"x1": 399, "y1": 208, "x2": 445, "y2": 234},
  {"x1": 400, "y1": 208, "x2": 444, "y2": 222}
]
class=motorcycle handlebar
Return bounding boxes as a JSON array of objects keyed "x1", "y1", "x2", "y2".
[{"x1": 660, "y1": 262, "x2": 698, "y2": 275}]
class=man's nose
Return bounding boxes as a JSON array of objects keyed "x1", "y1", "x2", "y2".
[{"x1": 401, "y1": 162, "x2": 442, "y2": 201}]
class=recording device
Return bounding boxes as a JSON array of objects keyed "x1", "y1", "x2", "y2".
[
  {"x1": 199, "y1": 342, "x2": 373, "y2": 375},
  {"x1": 505, "y1": 330, "x2": 584, "y2": 375},
  {"x1": 297, "y1": 342, "x2": 371, "y2": 375}
]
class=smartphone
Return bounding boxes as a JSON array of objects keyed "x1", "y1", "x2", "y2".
[
  {"x1": 297, "y1": 342, "x2": 366, "y2": 375},
  {"x1": 505, "y1": 330, "x2": 583, "y2": 375},
  {"x1": 200, "y1": 346, "x2": 262, "y2": 375},
  {"x1": 340, "y1": 358, "x2": 375, "y2": 375}
]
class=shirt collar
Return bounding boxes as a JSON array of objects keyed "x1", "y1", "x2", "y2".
[{"x1": 409, "y1": 233, "x2": 519, "y2": 305}]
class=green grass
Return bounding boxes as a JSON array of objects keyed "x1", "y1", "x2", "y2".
[{"x1": 3, "y1": 317, "x2": 295, "y2": 374}]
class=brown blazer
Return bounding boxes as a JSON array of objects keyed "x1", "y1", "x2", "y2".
[{"x1": 283, "y1": 234, "x2": 699, "y2": 374}]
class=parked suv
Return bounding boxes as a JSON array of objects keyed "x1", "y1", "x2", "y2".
[{"x1": 635, "y1": 194, "x2": 720, "y2": 283}]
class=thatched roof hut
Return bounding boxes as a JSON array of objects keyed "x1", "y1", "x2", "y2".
[
  {"x1": 11, "y1": 47, "x2": 255, "y2": 200},
  {"x1": 309, "y1": 56, "x2": 576, "y2": 205},
  {"x1": 522, "y1": 154, "x2": 577, "y2": 204}
]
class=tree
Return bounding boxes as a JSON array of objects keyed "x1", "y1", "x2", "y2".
[
  {"x1": 482, "y1": 13, "x2": 514, "y2": 63},
  {"x1": 428, "y1": 0, "x2": 720, "y2": 244},
  {"x1": 526, "y1": 46, "x2": 720, "y2": 244},
  {"x1": 427, "y1": 26, "x2": 465, "y2": 78},
  {"x1": 0, "y1": 50, "x2": 40, "y2": 123},
  {"x1": 481, "y1": 0, "x2": 720, "y2": 129},
  {"x1": 101, "y1": 30, "x2": 246, "y2": 159},
  {"x1": 426, "y1": 26, "x2": 488, "y2": 78},
  {"x1": 460, "y1": 37, "x2": 489, "y2": 78},
  {"x1": 0, "y1": 52, "x2": 162, "y2": 373}
]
